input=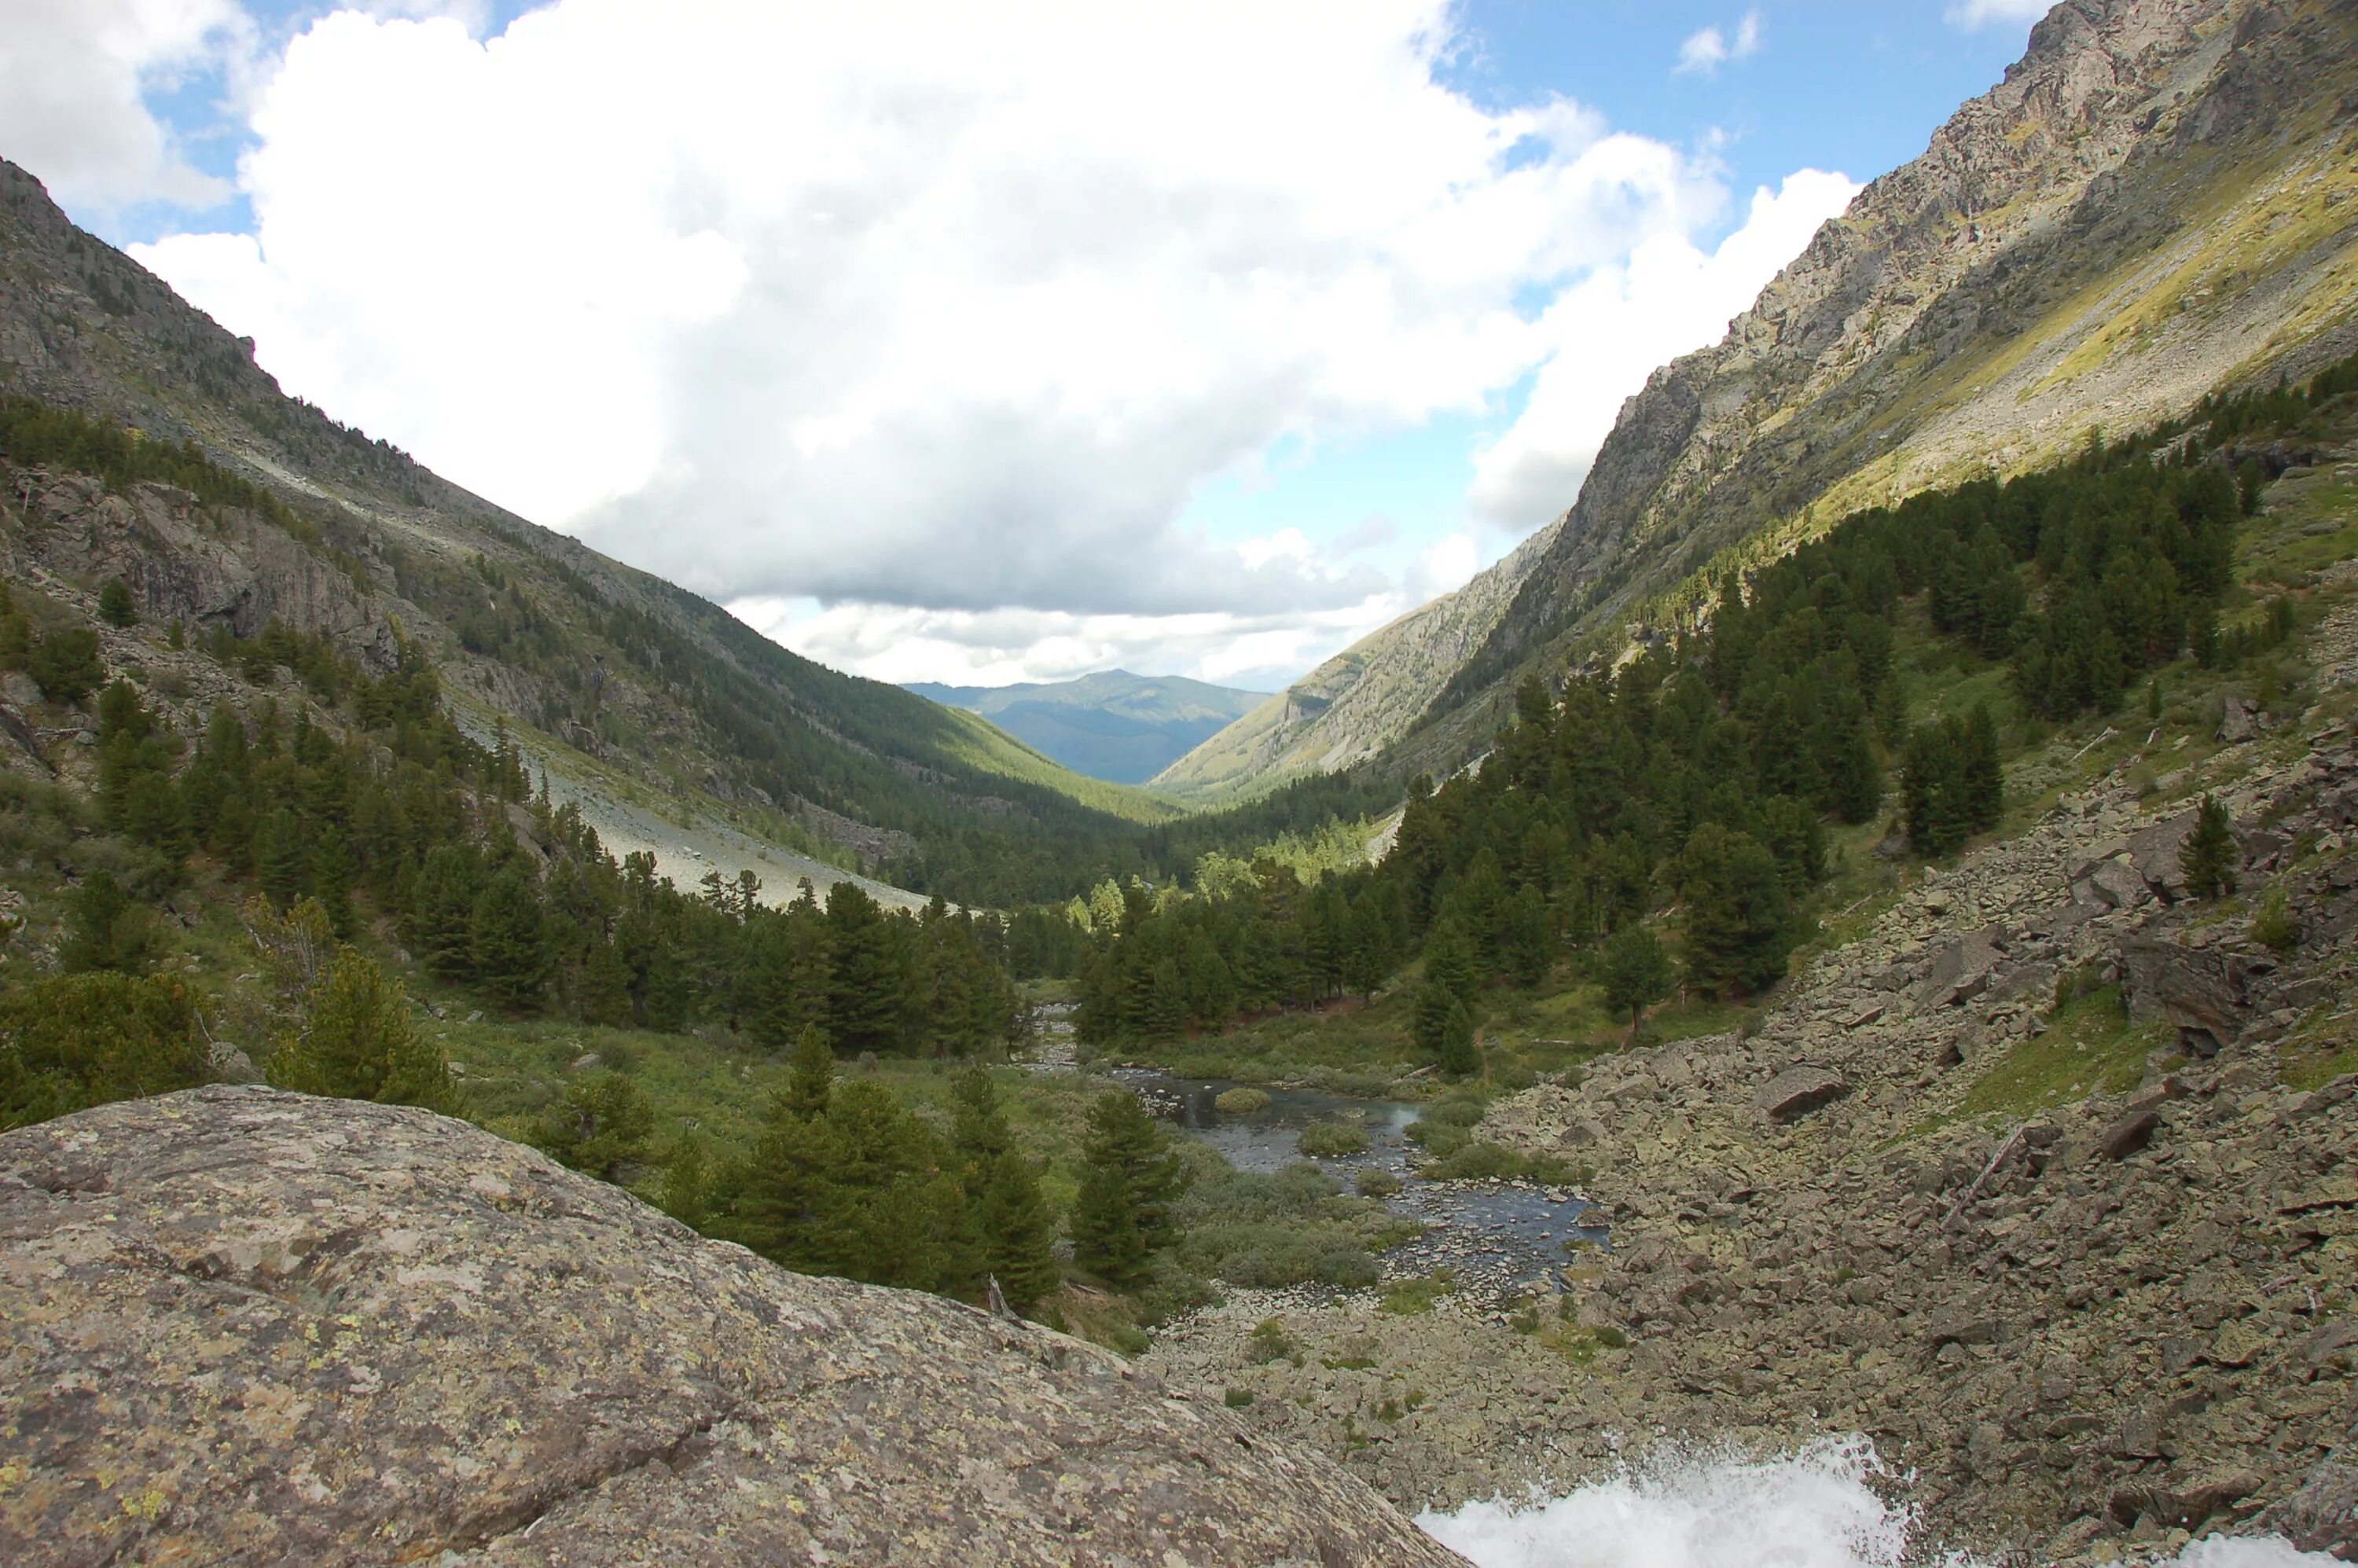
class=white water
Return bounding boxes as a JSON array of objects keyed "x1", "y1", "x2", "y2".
[{"x1": 1416, "y1": 1438, "x2": 2336, "y2": 1568}]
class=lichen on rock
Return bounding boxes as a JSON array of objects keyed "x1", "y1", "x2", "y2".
[{"x1": 0, "y1": 1086, "x2": 1466, "y2": 1567}]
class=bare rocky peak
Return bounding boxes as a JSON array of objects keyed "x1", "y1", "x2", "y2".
[{"x1": 0, "y1": 1086, "x2": 1466, "y2": 1567}]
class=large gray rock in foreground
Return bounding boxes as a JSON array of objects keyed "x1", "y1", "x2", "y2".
[{"x1": 0, "y1": 1087, "x2": 1465, "y2": 1568}]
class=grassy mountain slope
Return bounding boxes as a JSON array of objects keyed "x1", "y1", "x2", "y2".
[
  {"x1": 1152, "y1": 521, "x2": 1559, "y2": 802},
  {"x1": 906, "y1": 670, "x2": 1264, "y2": 785},
  {"x1": 0, "y1": 158, "x2": 1176, "y2": 905}
]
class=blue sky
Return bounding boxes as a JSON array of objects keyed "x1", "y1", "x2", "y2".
[{"x1": 13, "y1": 1, "x2": 2048, "y2": 692}]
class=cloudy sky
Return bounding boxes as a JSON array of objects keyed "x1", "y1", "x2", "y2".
[{"x1": 5, "y1": 0, "x2": 2051, "y2": 692}]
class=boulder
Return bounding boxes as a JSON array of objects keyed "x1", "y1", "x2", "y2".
[
  {"x1": 2073, "y1": 857, "x2": 2154, "y2": 911},
  {"x1": 2125, "y1": 812, "x2": 2197, "y2": 900},
  {"x1": 2219, "y1": 695, "x2": 2261, "y2": 744},
  {"x1": 1915, "y1": 927, "x2": 2005, "y2": 1011},
  {"x1": 0, "y1": 1088, "x2": 1465, "y2": 1568},
  {"x1": 2119, "y1": 936, "x2": 2259, "y2": 1054},
  {"x1": 2098, "y1": 1107, "x2": 2162, "y2": 1160},
  {"x1": 1752, "y1": 1066, "x2": 1850, "y2": 1122}
]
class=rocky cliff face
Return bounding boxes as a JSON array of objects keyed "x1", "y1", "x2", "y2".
[
  {"x1": 1419, "y1": 0, "x2": 2358, "y2": 770},
  {"x1": 0, "y1": 1086, "x2": 1465, "y2": 1567}
]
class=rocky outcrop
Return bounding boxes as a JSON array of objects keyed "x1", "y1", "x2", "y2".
[{"x1": 0, "y1": 1087, "x2": 1464, "y2": 1568}]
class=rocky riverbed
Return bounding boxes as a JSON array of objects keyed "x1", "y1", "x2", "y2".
[{"x1": 1147, "y1": 713, "x2": 2358, "y2": 1562}]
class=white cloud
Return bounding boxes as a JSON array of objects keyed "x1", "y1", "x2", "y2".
[
  {"x1": 1467, "y1": 167, "x2": 1857, "y2": 528},
  {"x1": 733, "y1": 594, "x2": 1401, "y2": 692},
  {"x1": 1675, "y1": 9, "x2": 1763, "y2": 75},
  {"x1": 0, "y1": 0, "x2": 252, "y2": 211},
  {"x1": 1945, "y1": 0, "x2": 2051, "y2": 28},
  {"x1": 122, "y1": 0, "x2": 1844, "y2": 683}
]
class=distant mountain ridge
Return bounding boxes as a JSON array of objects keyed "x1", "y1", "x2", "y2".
[
  {"x1": 0, "y1": 156, "x2": 1179, "y2": 906},
  {"x1": 905, "y1": 670, "x2": 1265, "y2": 785},
  {"x1": 1162, "y1": 0, "x2": 2358, "y2": 801}
]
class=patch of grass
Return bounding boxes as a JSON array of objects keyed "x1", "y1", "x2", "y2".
[
  {"x1": 1955, "y1": 985, "x2": 2165, "y2": 1122},
  {"x1": 1297, "y1": 1118, "x2": 1371, "y2": 1157},
  {"x1": 1378, "y1": 1269, "x2": 1457, "y2": 1316},
  {"x1": 1224, "y1": 1386, "x2": 1255, "y2": 1408},
  {"x1": 1421, "y1": 1140, "x2": 1577, "y2": 1184}
]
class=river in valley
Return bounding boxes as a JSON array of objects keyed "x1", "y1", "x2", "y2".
[{"x1": 1108, "y1": 1067, "x2": 1608, "y2": 1304}]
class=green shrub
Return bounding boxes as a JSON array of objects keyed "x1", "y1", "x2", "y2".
[
  {"x1": 27, "y1": 627, "x2": 103, "y2": 703},
  {"x1": 1422, "y1": 1098, "x2": 1485, "y2": 1127},
  {"x1": 1592, "y1": 1324, "x2": 1629, "y2": 1349},
  {"x1": 1379, "y1": 1270, "x2": 1456, "y2": 1316},
  {"x1": 2251, "y1": 887, "x2": 2299, "y2": 955},
  {"x1": 1297, "y1": 1118, "x2": 1370, "y2": 1157},
  {"x1": 0, "y1": 971, "x2": 208, "y2": 1129},
  {"x1": 1214, "y1": 1086, "x2": 1271, "y2": 1114},
  {"x1": 97, "y1": 578, "x2": 138, "y2": 628},
  {"x1": 1247, "y1": 1317, "x2": 1295, "y2": 1364},
  {"x1": 1423, "y1": 1140, "x2": 1576, "y2": 1185},
  {"x1": 1224, "y1": 1386, "x2": 1255, "y2": 1408},
  {"x1": 537, "y1": 1070, "x2": 656, "y2": 1181},
  {"x1": 1354, "y1": 1166, "x2": 1402, "y2": 1198}
]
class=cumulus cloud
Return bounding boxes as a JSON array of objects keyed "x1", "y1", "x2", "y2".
[
  {"x1": 1945, "y1": 0, "x2": 2052, "y2": 28},
  {"x1": 1675, "y1": 10, "x2": 1763, "y2": 75},
  {"x1": 124, "y1": 0, "x2": 1846, "y2": 683},
  {"x1": 1467, "y1": 167, "x2": 1857, "y2": 529},
  {"x1": 0, "y1": 0, "x2": 251, "y2": 211}
]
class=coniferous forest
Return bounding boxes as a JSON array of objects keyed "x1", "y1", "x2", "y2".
[{"x1": 2, "y1": 344, "x2": 2348, "y2": 1328}]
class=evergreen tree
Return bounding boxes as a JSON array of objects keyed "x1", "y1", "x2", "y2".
[
  {"x1": 27, "y1": 626, "x2": 102, "y2": 703},
  {"x1": 538, "y1": 1070, "x2": 655, "y2": 1181},
  {"x1": 271, "y1": 947, "x2": 461, "y2": 1114},
  {"x1": 2183, "y1": 794, "x2": 2237, "y2": 899},
  {"x1": 471, "y1": 871, "x2": 549, "y2": 1012},
  {"x1": 1674, "y1": 822, "x2": 1792, "y2": 998},
  {"x1": 59, "y1": 872, "x2": 156, "y2": 975},
  {"x1": 97, "y1": 578, "x2": 138, "y2": 628},
  {"x1": 1599, "y1": 922, "x2": 1673, "y2": 1036},
  {"x1": 0, "y1": 972, "x2": 205, "y2": 1131},
  {"x1": 257, "y1": 808, "x2": 310, "y2": 909},
  {"x1": 1070, "y1": 1091, "x2": 1188, "y2": 1289},
  {"x1": 1436, "y1": 998, "x2": 1479, "y2": 1080},
  {"x1": 312, "y1": 825, "x2": 356, "y2": 938},
  {"x1": 780, "y1": 1023, "x2": 834, "y2": 1121},
  {"x1": 825, "y1": 880, "x2": 904, "y2": 1053},
  {"x1": 658, "y1": 1131, "x2": 714, "y2": 1228},
  {"x1": 977, "y1": 1148, "x2": 1061, "y2": 1310}
]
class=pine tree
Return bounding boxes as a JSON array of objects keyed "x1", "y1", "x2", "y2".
[
  {"x1": 1600, "y1": 922, "x2": 1673, "y2": 1036},
  {"x1": 780, "y1": 1024, "x2": 834, "y2": 1121},
  {"x1": 471, "y1": 871, "x2": 549, "y2": 1012},
  {"x1": 1675, "y1": 822, "x2": 1793, "y2": 999},
  {"x1": 1437, "y1": 998, "x2": 1480, "y2": 1080},
  {"x1": 978, "y1": 1148, "x2": 1061, "y2": 1310},
  {"x1": 257, "y1": 808, "x2": 310, "y2": 909},
  {"x1": 538, "y1": 1070, "x2": 654, "y2": 1181},
  {"x1": 271, "y1": 947, "x2": 461, "y2": 1114},
  {"x1": 825, "y1": 881, "x2": 904, "y2": 1053},
  {"x1": 1962, "y1": 703, "x2": 2004, "y2": 832},
  {"x1": 2183, "y1": 794, "x2": 2237, "y2": 899},
  {"x1": 1070, "y1": 1091, "x2": 1187, "y2": 1289},
  {"x1": 312, "y1": 825, "x2": 356, "y2": 938},
  {"x1": 97, "y1": 578, "x2": 138, "y2": 628},
  {"x1": 658, "y1": 1131, "x2": 714, "y2": 1228},
  {"x1": 580, "y1": 938, "x2": 634, "y2": 1027},
  {"x1": 59, "y1": 872, "x2": 154, "y2": 975}
]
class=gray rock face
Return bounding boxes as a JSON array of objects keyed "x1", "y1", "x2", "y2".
[
  {"x1": 1752, "y1": 1066, "x2": 1851, "y2": 1122},
  {"x1": 0, "y1": 1088, "x2": 1464, "y2": 1568}
]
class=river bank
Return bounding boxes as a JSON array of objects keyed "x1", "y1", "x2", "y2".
[{"x1": 1143, "y1": 709, "x2": 2358, "y2": 1563}]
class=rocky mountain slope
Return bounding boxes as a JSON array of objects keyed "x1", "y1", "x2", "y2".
[
  {"x1": 1168, "y1": 0, "x2": 2358, "y2": 801},
  {"x1": 1152, "y1": 523, "x2": 1558, "y2": 802},
  {"x1": 0, "y1": 158, "x2": 1175, "y2": 908},
  {"x1": 907, "y1": 669, "x2": 1265, "y2": 785},
  {"x1": 0, "y1": 1085, "x2": 1467, "y2": 1567},
  {"x1": 1143, "y1": 488, "x2": 2358, "y2": 1559}
]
